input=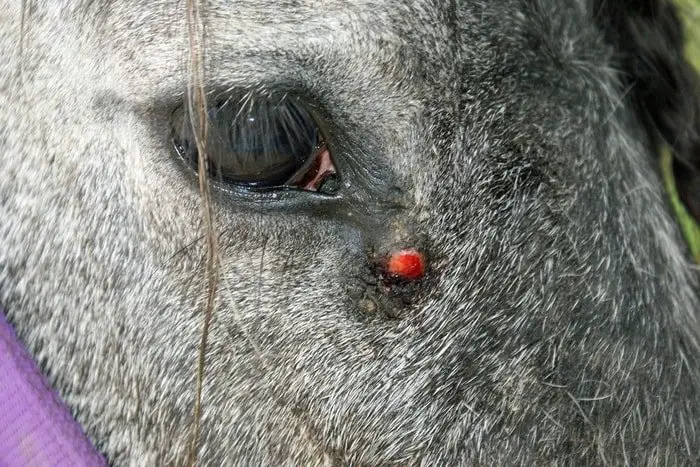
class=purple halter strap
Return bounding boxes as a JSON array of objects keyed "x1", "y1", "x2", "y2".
[{"x1": 0, "y1": 310, "x2": 107, "y2": 466}]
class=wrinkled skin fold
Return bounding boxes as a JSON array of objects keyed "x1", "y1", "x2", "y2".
[{"x1": 1, "y1": 0, "x2": 699, "y2": 464}]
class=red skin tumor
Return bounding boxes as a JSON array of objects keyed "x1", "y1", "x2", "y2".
[{"x1": 386, "y1": 249, "x2": 425, "y2": 281}]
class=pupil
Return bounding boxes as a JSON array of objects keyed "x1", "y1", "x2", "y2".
[
  {"x1": 171, "y1": 95, "x2": 335, "y2": 192},
  {"x1": 202, "y1": 99, "x2": 318, "y2": 186}
]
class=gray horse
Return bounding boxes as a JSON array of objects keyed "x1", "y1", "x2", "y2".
[{"x1": 1, "y1": 0, "x2": 699, "y2": 464}]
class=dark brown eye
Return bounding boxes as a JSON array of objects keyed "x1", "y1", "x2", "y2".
[{"x1": 171, "y1": 95, "x2": 340, "y2": 194}]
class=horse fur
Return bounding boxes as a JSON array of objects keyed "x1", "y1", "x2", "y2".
[{"x1": 1, "y1": 0, "x2": 699, "y2": 464}]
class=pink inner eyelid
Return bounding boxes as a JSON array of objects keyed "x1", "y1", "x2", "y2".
[{"x1": 297, "y1": 144, "x2": 336, "y2": 191}]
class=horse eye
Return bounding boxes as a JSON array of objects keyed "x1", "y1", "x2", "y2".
[{"x1": 171, "y1": 96, "x2": 340, "y2": 194}]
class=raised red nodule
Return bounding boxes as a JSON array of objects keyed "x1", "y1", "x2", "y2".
[{"x1": 386, "y1": 249, "x2": 426, "y2": 280}]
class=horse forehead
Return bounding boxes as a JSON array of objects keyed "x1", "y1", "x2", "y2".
[
  {"x1": 63, "y1": 0, "x2": 468, "y2": 103},
  {"x1": 78, "y1": 1, "x2": 531, "y2": 72},
  {"x1": 92, "y1": 0, "x2": 442, "y2": 35}
]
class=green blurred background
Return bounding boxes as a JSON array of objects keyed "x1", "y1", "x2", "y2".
[{"x1": 665, "y1": 0, "x2": 700, "y2": 262}]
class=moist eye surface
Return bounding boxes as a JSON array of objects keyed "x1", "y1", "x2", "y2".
[{"x1": 171, "y1": 94, "x2": 339, "y2": 193}]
